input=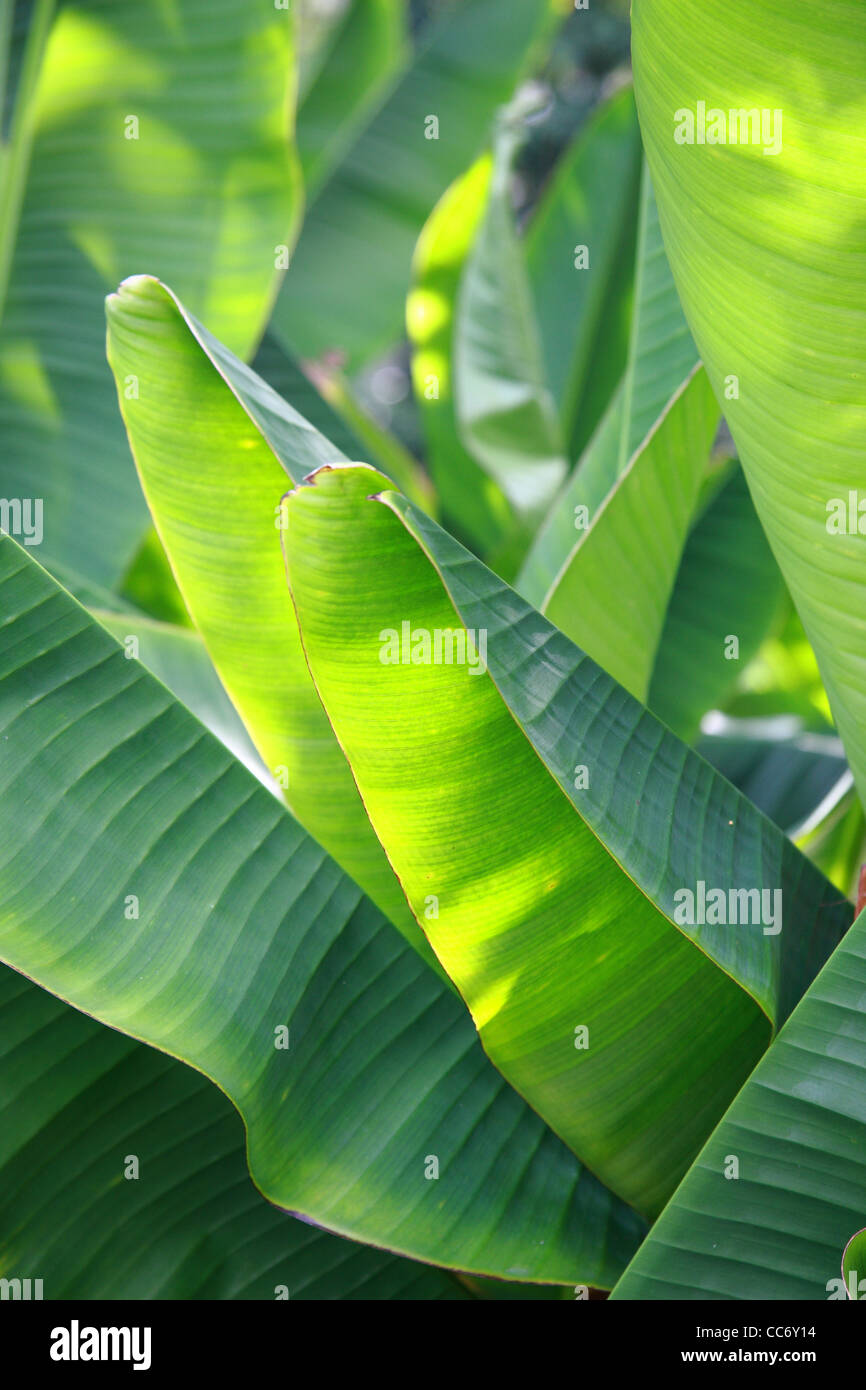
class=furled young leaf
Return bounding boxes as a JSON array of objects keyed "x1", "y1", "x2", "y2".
[
  {"x1": 296, "y1": 0, "x2": 407, "y2": 200},
  {"x1": 0, "y1": 535, "x2": 644, "y2": 1287},
  {"x1": 632, "y1": 0, "x2": 866, "y2": 811},
  {"x1": 270, "y1": 0, "x2": 556, "y2": 368},
  {"x1": 648, "y1": 464, "x2": 786, "y2": 741},
  {"x1": 526, "y1": 84, "x2": 642, "y2": 461},
  {"x1": 106, "y1": 275, "x2": 424, "y2": 957},
  {"x1": 283, "y1": 463, "x2": 850, "y2": 1218},
  {"x1": 610, "y1": 905, "x2": 866, "y2": 1301},
  {"x1": 454, "y1": 114, "x2": 568, "y2": 522},
  {"x1": 0, "y1": 0, "x2": 301, "y2": 587},
  {"x1": 518, "y1": 167, "x2": 698, "y2": 607},
  {"x1": 0, "y1": 967, "x2": 467, "y2": 1300}
]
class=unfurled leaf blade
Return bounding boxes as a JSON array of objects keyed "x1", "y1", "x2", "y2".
[
  {"x1": 519, "y1": 167, "x2": 697, "y2": 607},
  {"x1": 106, "y1": 274, "x2": 424, "y2": 957},
  {"x1": 0, "y1": 967, "x2": 469, "y2": 1300},
  {"x1": 0, "y1": 534, "x2": 645, "y2": 1287},
  {"x1": 610, "y1": 905, "x2": 866, "y2": 1301},
  {"x1": 632, "y1": 0, "x2": 866, "y2": 811},
  {"x1": 526, "y1": 84, "x2": 642, "y2": 459},
  {"x1": 541, "y1": 365, "x2": 720, "y2": 700},
  {"x1": 648, "y1": 465, "x2": 786, "y2": 742},
  {"x1": 283, "y1": 464, "x2": 849, "y2": 1218}
]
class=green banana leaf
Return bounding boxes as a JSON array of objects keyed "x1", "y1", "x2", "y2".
[
  {"x1": 0, "y1": 966, "x2": 467, "y2": 1300},
  {"x1": 408, "y1": 154, "x2": 512, "y2": 555},
  {"x1": 0, "y1": 0, "x2": 300, "y2": 587},
  {"x1": 526, "y1": 84, "x2": 641, "y2": 461},
  {"x1": 610, "y1": 904, "x2": 866, "y2": 1301},
  {"x1": 296, "y1": 0, "x2": 407, "y2": 200},
  {"x1": 632, "y1": 0, "x2": 866, "y2": 812},
  {"x1": 282, "y1": 462, "x2": 850, "y2": 1218},
  {"x1": 699, "y1": 723, "x2": 849, "y2": 840},
  {"x1": 106, "y1": 275, "x2": 425, "y2": 957},
  {"x1": 518, "y1": 166, "x2": 698, "y2": 608},
  {"x1": 252, "y1": 330, "x2": 433, "y2": 512},
  {"x1": 94, "y1": 609, "x2": 269, "y2": 788},
  {"x1": 541, "y1": 364, "x2": 720, "y2": 700},
  {"x1": 0, "y1": 532, "x2": 644, "y2": 1287},
  {"x1": 648, "y1": 464, "x2": 786, "y2": 741},
  {"x1": 270, "y1": 0, "x2": 555, "y2": 369},
  {"x1": 454, "y1": 109, "x2": 568, "y2": 522}
]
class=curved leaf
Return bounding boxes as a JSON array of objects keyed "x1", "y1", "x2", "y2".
[
  {"x1": 518, "y1": 166, "x2": 697, "y2": 607},
  {"x1": 541, "y1": 364, "x2": 720, "y2": 700},
  {"x1": 526, "y1": 84, "x2": 642, "y2": 459},
  {"x1": 648, "y1": 465, "x2": 786, "y2": 742},
  {"x1": 0, "y1": 967, "x2": 467, "y2": 1300},
  {"x1": 611, "y1": 905, "x2": 866, "y2": 1301},
  {"x1": 282, "y1": 463, "x2": 849, "y2": 1218},
  {"x1": 0, "y1": 533, "x2": 645, "y2": 1286},
  {"x1": 454, "y1": 113, "x2": 568, "y2": 521},
  {"x1": 632, "y1": 0, "x2": 866, "y2": 810},
  {"x1": 106, "y1": 274, "x2": 424, "y2": 957},
  {"x1": 408, "y1": 154, "x2": 512, "y2": 554}
]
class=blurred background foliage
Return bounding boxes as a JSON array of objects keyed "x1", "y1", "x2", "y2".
[{"x1": 1, "y1": 0, "x2": 860, "y2": 904}]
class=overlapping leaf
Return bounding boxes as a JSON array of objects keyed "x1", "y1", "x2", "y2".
[
  {"x1": 283, "y1": 463, "x2": 850, "y2": 1218},
  {"x1": 632, "y1": 0, "x2": 866, "y2": 810},
  {"x1": 454, "y1": 114, "x2": 568, "y2": 522},
  {"x1": 0, "y1": 534, "x2": 644, "y2": 1286},
  {"x1": 526, "y1": 84, "x2": 641, "y2": 461},
  {"x1": 408, "y1": 155, "x2": 511, "y2": 555},
  {"x1": 649, "y1": 465, "x2": 786, "y2": 742},
  {"x1": 518, "y1": 167, "x2": 698, "y2": 609},
  {"x1": 610, "y1": 905, "x2": 866, "y2": 1301},
  {"x1": 514, "y1": 170, "x2": 717, "y2": 702},
  {"x1": 106, "y1": 275, "x2": 423, "y2": 955},
  {"x1": 0, "y1": 967, "x2": 466, "y2": 1300},
  {"x1": 540, "y1": 365, "x2": 719, "y2": 700}
]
